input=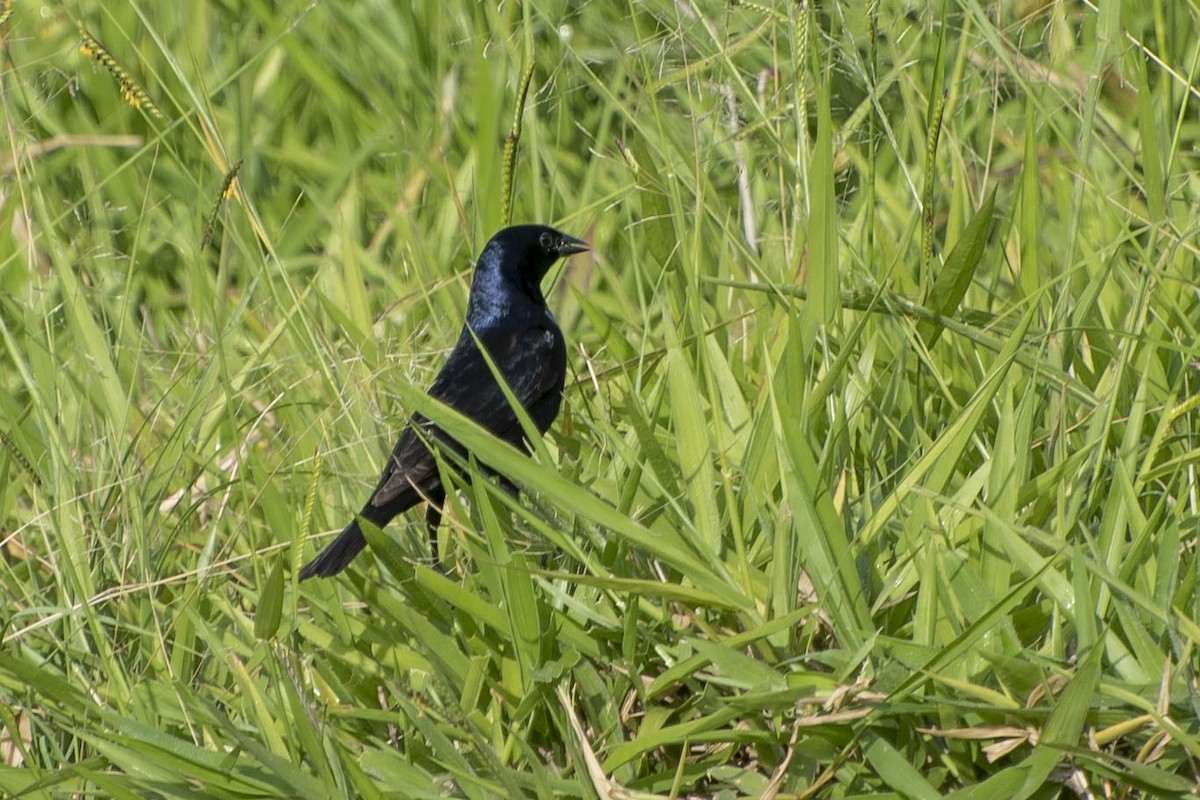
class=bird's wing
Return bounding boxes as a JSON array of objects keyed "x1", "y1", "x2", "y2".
[
  {"x1": 365, "y1": 424, "x2": 439, "y2": 512},
  {"x1": 367, "y1": 319, "x2": 565, "y2": 510},
  {"x1": 428, "y1": 321, "x2": 566, "y2": 436}
]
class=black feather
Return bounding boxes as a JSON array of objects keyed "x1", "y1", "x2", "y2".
[{"x1": 299, "y1": 225, "x2": 587, "y2": 580}]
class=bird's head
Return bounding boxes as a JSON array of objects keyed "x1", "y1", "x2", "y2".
[{"x1": 477, "y1": 224, "x2": 589, "y2": 298}]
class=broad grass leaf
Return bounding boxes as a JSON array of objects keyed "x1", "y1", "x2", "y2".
[
  {"x1": 917, "y1": 187, "x2": 996, "y2": 347},
  {"x1": 253, "y1": 558, "x2": 285, "y2": 640}
]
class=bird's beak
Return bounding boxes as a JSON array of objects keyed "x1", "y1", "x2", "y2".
[{"x1": 556, "y1": 234, "x2": 590, "y2": 256}]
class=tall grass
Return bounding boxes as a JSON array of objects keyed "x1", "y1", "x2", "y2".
[{"x1": 2, "y1": 1, "x2": 1199, "y2": 796}]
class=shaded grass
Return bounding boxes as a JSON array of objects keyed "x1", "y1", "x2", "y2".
[{"x1": 2, "y1": 0, "x2": 1200, "y2": 797}]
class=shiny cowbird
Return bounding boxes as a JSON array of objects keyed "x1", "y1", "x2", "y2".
[{"x1": 299, "y1": 225, "x2": 588, "y2": 580}]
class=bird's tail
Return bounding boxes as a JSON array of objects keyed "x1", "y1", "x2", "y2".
[{"x1": 299, "y1": 518, "x2": 366, "y2": 580}]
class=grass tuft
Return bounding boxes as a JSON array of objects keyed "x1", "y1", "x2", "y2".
[{"x1": 1, "y1": 0, "x2": 1199, "y2": 796}]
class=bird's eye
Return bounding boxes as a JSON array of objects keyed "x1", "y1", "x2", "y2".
[{"x1": 539, "y1": 232, "x2": 555, "y2": 251}]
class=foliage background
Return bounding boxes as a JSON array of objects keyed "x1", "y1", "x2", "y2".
[{"x1": 1, "y1": 0, "x2": 1199, "y2": 797}]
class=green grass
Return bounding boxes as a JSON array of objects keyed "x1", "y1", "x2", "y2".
[{"x1": 2, "y1": 0, "x2": 1199, "y2": 797}]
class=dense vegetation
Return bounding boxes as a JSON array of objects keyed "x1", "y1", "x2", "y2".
[{"x1": 2, "y1": 1, "x2": 1199, "y2": 797}]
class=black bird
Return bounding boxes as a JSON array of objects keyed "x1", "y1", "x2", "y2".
[{"x1": 299, "y1": 224, "x2": 588, "y2": 580}]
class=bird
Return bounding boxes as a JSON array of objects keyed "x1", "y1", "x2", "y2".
[{"x1": 299, "y1": 224, "x2": 588, "y2": 580}]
